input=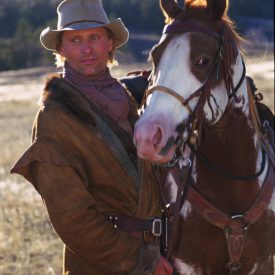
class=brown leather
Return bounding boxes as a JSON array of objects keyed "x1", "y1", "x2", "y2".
[
  {"x1": 154, "y1": 164, "x2": 191, "y2": 259},
  {"x1": 106, "y1": 214, "x2": 162, "y2": 242},
  {"x1": 11, "y1": 75, "x2": 162, "y2": 274},
  {"x1": 186, "y1": 164, "x2": 275, "y2": 271},
  {"x1": 146, "y1": 85, "x2": 193, "y2": 115}
]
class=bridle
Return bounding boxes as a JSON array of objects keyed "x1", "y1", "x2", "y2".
[
  {"x1": 145, "y1": 21, "x2": 251, "y2": 176},
  {"x1": 146, "y1": 21, "x2": 246, "y2": 117},
  {"x1": 147, "y1": 21, "x2": 274, "y2": 270}
]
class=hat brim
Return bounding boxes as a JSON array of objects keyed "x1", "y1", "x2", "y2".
[{"x1": 40, "y1": 18, "x2": 129, "y2": 51}]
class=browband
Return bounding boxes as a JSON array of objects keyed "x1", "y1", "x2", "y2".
[{"x1": 163, "y1": 22, "x2": 220, "y2": 40}]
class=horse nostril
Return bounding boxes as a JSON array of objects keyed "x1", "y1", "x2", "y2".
[{"x1": 152, "y1": 127, "x2": 163, "y2": 148}]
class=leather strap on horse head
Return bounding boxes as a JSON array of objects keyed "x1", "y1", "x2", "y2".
[{"x1": 186, "y1": 165, "x2": 274, "y2": 272}]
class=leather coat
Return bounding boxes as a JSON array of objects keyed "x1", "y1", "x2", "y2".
[{"x1": 11, "y1": 75, "x2": 161, "y2": 274}]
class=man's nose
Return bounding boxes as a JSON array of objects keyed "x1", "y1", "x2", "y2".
[{"x1": 81, "y1": 41, "x2": 94, "y2": 54}]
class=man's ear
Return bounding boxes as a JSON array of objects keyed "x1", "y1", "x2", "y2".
[
  {"x1": 108, "y1": 39, "x2": 113, "y2": 52},
  {"x1": 57, "y1": 42, "x2": 65, "y2": 57}
]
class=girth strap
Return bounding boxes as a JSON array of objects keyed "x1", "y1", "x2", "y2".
[{"x1": 186, "y1": 164, "x2": 274, "y2": 272}]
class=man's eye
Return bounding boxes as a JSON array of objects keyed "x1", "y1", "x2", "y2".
[
  {"x1": 71, "y1": 37, "x2": 81, "y2": 43},
  {"x1": 90, "y1": 34, "x2": 100, "y2": 40}
]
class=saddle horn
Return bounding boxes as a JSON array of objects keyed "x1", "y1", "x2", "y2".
[{"x1": 160, "y1": 0, "x2": 183, "y2": 22}]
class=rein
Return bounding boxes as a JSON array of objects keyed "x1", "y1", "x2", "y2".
[{"x1": 188, "y1": 143, "x2": 267, "y2": 181}]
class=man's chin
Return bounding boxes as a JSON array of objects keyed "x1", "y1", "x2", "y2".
[{"x1": 82, "y1": 67, "x2": 106, "y2": 77}]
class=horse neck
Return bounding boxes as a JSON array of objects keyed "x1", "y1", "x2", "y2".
[{"x1": 191, "y1": 62, "x2": 265, "y2": 214}]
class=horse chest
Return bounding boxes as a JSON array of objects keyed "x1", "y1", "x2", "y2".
[{"x1": 173, "y1": 209, "x2": 275, "y2": 275}]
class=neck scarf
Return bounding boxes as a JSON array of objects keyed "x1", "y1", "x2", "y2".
[{"x1": 63, "y1": 62, "x2": 130, "y2": 128}]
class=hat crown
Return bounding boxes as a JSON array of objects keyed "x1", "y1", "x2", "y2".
[{"x1": 57, "y1": 0, "x2": 110, "y2": 29}]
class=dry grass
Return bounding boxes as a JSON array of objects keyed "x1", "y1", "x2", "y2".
[
  {"x1": 0, "y1": 54, "x2": 273, "y2": 274},
  {"x1": 0, "y1": 100, "x2": 63, "y2": 275}
]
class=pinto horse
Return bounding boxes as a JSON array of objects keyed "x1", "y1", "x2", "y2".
[{"x1": 134, "y1": 0, "x2": 275, "y2": 274}]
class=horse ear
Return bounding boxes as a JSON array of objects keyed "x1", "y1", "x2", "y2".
[
  {"x1": 206, "y1": 0, "x2": 228, "y2": 20},
  {"x1": 160, "y1": 0, "x2": 182, "y2": 22}
]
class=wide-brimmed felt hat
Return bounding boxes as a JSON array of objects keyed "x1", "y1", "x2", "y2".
[{"x1": 40, "y1": 0, "x2": 129, "y2": 51}]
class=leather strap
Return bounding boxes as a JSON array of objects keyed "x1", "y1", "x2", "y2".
[
  {"x1": 186, "y1": 165, "x2": 274, "y2": 271},
  {"x1": 163, "y1": 22, "x2": 220, "y2": 40},
  {"x1": 146, "y1": 85, "x2": 193, "y2": 115},
  {"x1": 106, "y1": 214, "x2": 162, "y2": 237},
  {"x1": 153, "y1": 160, "x2": 192, "y2": 259}
]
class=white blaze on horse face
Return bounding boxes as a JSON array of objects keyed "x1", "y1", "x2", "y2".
[
  {"x1": 152, "y1": 33, "x2": 202, "y2": 123},
  {"x1": 134, "y1": 34, "x2": 203, "y2": 162}
]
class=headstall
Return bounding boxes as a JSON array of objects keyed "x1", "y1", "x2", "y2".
[{"x1": 146, "y1": 21, "x2": 246, "y2": 171}]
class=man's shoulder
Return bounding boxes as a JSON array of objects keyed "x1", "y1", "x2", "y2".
[{"x1": 39, "y1": 74, "x2": 96, "y2": 126}]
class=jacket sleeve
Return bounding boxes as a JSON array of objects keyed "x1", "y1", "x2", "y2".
[{"x1": 31, "y1": 161, "x2": 143, "y2": 274}]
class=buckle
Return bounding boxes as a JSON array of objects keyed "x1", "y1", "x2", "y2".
[
  {"x1": 230, "y1": 214, "x2": 250, "y2": 230},
  {"x1": 151, "y1": 218, "x2": 162, "y2": 236},
  {"x1": 108, "y1": 215, "x2": 118, "y2": 228}
]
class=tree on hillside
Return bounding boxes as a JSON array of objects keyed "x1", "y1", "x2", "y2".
[{"x1": 0, "y1": 0, "x2": 273, "y2": 70}]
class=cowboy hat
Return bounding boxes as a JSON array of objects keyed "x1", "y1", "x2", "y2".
[{"x1": 40, "y1": 0, "x2": 129, "y2": 51}]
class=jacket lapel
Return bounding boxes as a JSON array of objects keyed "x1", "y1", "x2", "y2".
[{"x1": 93, "y1": 112, "x2": 139, "y2": 187}]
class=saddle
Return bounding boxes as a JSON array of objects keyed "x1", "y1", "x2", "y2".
[
  {"x1": 246, "y1": 76, "x2": 274, "y2": 167},
  {"x1": 119, "y1": 70, "x2": 151, "y2": 106},
  {"x1": 246, "y1": 76, "x2": 274, "y2": 132}
]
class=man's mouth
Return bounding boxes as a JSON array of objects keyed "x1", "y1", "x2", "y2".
[{"x1": 81, "y1": 57, "x2": 97, "y2": 64}]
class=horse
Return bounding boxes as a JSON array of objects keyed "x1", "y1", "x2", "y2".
[{"x1": 134, "y1": 0, "x2": 275, "y2": 274}]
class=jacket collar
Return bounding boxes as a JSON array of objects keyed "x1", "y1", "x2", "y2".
[{"x1": 42, "y1": 74, "x2": 140, "y2": 187}]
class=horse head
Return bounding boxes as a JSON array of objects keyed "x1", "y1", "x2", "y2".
[{"x1": 134, "y1": 0, "x2": 246, "y2": 164}]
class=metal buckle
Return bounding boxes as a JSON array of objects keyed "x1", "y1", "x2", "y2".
[
  {"x1": 152, "y1": 218, "x2": 162, "y2": 236},
  {"x1": 108, "y1": 215, "x2": 118, "y2": 229},
  {"x1": 230, "y1": 214, "x2": 250, "y2": 230}
]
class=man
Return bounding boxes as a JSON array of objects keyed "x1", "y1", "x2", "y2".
[{"x1": 11, "y1": 0, "x2": 173, "y2": 274}]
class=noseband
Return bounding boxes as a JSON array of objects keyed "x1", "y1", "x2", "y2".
[{"x1": 146, "y1": 85, "x2": 193, "y2": 114}]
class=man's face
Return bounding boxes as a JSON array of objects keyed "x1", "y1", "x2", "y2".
[{"x1": 59, "y1": 27, "x2": 113, "y2": 76}]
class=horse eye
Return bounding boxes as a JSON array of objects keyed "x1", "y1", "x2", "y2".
[{"x1": 196, "y1": 57, "x2": 209, "y2": 67}]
